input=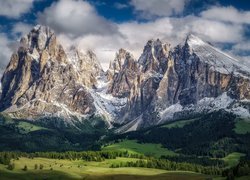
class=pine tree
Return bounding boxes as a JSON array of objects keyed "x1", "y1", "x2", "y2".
[
  {"x1": 39, "y1": 164, "x2": 44, "y2": 170},
  {"x1": 23, "y1": 165, "x2": 28, "y2": 171},
  {"x1": 7, "y1": 163, "x2": 15, "y2": 170}
]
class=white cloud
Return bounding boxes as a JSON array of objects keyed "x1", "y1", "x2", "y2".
[
  {"x1": 45, "y1": 4, "x2": 245, "y2": 70},
  {"x1": 12, "y1": 22, "x2": 33, "y2": 38},
  {"x1": 0, "y1": 34, "x2": 14, "y2": 78},
  {"x1": 38, "y1": 0, "x2": 118, "y2": 37},
  {"x1": 1, "y1": 0, "x2": 246, "y2": 73},
  {"x1": 201, "y1": 6, "x2": 250, "y2": 24},
  {"x1": 130, "y1": 0, "x2": 188, "y2": 19},
  {"x1": 118, "y1": 18, "x2": 174, "y2": 57},
  {"x1": 56, "y1": 17, "x2": 174, "y2": 70},
  {"x1": 189, "y1": 18, "x2": 244, "y2": 43},
  {"x1": 57, "y1": 33, "x2": 124, "y2": 70},
  {"x1": 233, "y1": 42, "x2": 250, "y2": 51},
  {"x1": 0, "y1": 0, "x2": 34, "y2": 18},
  {"x1": 114, "y1": 2, "x2": 129, "y2": 9}
]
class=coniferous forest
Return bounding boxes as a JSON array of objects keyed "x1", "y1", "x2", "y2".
[{"x1": 0, "y1": 110, "x2": 250, "y2": 179}]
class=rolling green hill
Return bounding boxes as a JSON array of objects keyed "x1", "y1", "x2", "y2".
[
  {"x1": 102, "y1": 140, "x2": 177, "y2": 158},
  {"x1": 222, "y1": 152, "x2": 245, "y2": 167},
  {"x1": 0, "y1": 111, "x2": 250, "y2": 179},
  {"x1": 120, "y1": 111, "x2": 250, "y2": 159},
  {"x1": 0, "y1": 157, "x2": 212, "y2": 180}
]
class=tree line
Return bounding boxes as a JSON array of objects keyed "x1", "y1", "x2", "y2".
[
  {"x1": 0, "y1": 150, "x2": 145, "y2": 165},
  {"x1": 110, "y1": 159, "x2": 223, "y2": 176},
  {"x1": 1, "y1": 150, "x2": 249, "y2": 179},
  {"x1": 161, "y1": 155, "x2": 225, "y2": 167},
  {"x1": 121, "y1": 111, "x2": 250, "y2": 159}
]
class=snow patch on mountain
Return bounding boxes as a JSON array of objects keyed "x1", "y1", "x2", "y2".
[
  {"x1": 159, "y1": 103, "x2": 183, "y2": 122},
  {"x1": 88, "y1": 75, "x2": 127, "y2": 127},
  {"x1": 187, "y1": 34, "x2": 250, "y2": 79},
  {"x1": 185, "y1": 93, "x2": 249, "y2": 118}
]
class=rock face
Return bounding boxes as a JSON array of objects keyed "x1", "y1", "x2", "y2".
[
  {"x1": 156, "y1": 34, "x2": 250, "y2": 108},
  {"x1": 0, "y1": 26, "x2": 249, "y2": 131},
  {"x1": 138, "y1": 39, "x2": 170, "y2": 74},
  {"x1": 66, "y1": 47, "x2": 103, "y2": 88},
  {"x1": 115, "y1": 35, "x2": 250, "y2": 132},
  {"x1": 0, "y1": 25, "x2": 101, "y2": 119},
  {"x1": 108, "y1": 49, "x2": 139, "y2": 98},
  {"x1": 125, "y1": 39, "x2": 171, "y2": 120}
]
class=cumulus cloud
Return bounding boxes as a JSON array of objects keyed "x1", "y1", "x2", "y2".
[
  {"x1": 33, "y1": 0, "x2": 249, "y2": 70},
  {"x1": 233, "y1": 42, "x2": 250, "y2": 51},
  {"x1": 57, "y1": 14, "x2": 245, "y2": 70},
  {"x1": 198, "y1": 6, "x2": 250, "y2": 61},
  {"x1": 118, "y1": 18, "x2": 174, "y2": 57},
  {"x1": 0, "y1": 34, "x2": 14, "y2": 78},
  {"x1": 12, "y1": 22, "x2": 33, "y2": 38},
  {"x1": 0, "y1": 0, "x2": 34, "y2": 19},
  {"x1": 57, "y1": 33, "x2": 124, "y2": 69},
  {"x1": 0, "y1": 0, "x2": 249, "y2": 79},
  {"x1": 38, "y1": 0, "x2": 118, "y2": 37},
  {"x1": 130, "y1": 0, "x2": 188, "y2": 19},
  {"x1": 189, "y1": 18, "x2": 244, "y2": 43},
  {"x1": 55, "y1": 17, "x2": 174, "y2": 70},
  {"x1": 201, "y1": 6, "x2": 250, "y2": 24}
]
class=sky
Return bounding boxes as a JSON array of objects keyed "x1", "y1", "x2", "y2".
[{"x1": 0, "y1": 0, "x2": 250, "y2": 74}]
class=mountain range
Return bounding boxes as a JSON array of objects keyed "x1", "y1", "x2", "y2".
[{"x1": 0, "y1": 25, "x2": 249, "y2": 133}]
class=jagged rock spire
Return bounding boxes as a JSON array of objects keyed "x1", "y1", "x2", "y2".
[
  {"x1": 138, "y1": 39, "x2": 170, "y2": 74},
  {"x1": 107, "y1": 49, "x2": 139, "y2": 98},
  {"x1": 0, "y1": 25, "x2": 101, "y2": 119}
]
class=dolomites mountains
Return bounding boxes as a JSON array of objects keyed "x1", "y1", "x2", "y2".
[{"x1": 0, "y1": 25, "x2": 249, "y2": 132}]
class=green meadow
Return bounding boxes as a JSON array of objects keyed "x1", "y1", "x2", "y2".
[
  {"x1": 234, "y1": 118, "x2": 250, "y2": 134},
  {"x1": 222, "y1": 152, "x2": 245, "y2": 167},
  {"x1": 0, "y1": 157, "x2": 211, "y2": 180},
  {"x1": 102, "y1": 140, "x2": 177, "y2": 158},
  {"x1": 17, "y1": 122, "x2": 48, "y2": 134}
]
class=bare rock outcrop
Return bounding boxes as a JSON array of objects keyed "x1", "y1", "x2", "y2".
[
  {"x1": 0, "y1": 25, "x2": 249, "y2": 131},
  {"x1": 0, "y1": 25, "x2": 101, "y2": 119},
  {"x1": 108, "y1": 49, "x2": 139, "y2": 98}
]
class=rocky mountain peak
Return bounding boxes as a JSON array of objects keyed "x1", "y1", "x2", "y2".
[
  {"x1": 122, "y1": 52, "x2": 136, "y2": 70},
  {"x1": 67, "y1": 48, "x2": 102, "y2": 72},
  {"x1": 184, "y1": 34, "x2": 250, "y2": 79},
  {"x1": 138, "y1": 39, "x2": 170, "y2": 74},
  {"x1": 185, "y1": 34, "x2": 206, "y2": 47},
  {"x1": 0, "y1": 25, "x2": 101, "y2": 119},
  {"x1": 20, "y1": 25, "x2": 55, "y2": 53},
  {"x1": 0, "y1": 25, "x2": 249, "y2": 132},
  {"x1": 107, "y1": 49, "x2": 138, "y2": 98},
  {"x1": 66, "y1": 47, "x2": 103, "y2": 87},
  {"x1": 0, "y1": 25, "x2": 68, "y2": 111},
  {"x1": 108, "y1": 48, "x2": 128, "y2": 72},
  {"x1": 117, "y1": 34, "x2": 250, "y2": 132}
]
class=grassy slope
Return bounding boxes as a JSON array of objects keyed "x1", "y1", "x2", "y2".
[
  {"x1": 0, "y1": 157, "x2": 211, "y2": 180},
  {"x1": 162, "y1": 119, "x2": 198, "y2": 129},
  {"x1": 102, "y1": 140, "x2": 177, "y2": 158},
  {"x1": 17, "y1": 122, "x2": 47, "y2": 134},
  {"x1": 234, "y1": 118, "x2": 250, "y2": 134},
  {"x1": 0, "y1": 113, "x2": 48, "y2": 134},
  {"x1": 222, "y1": 152, "x2": 245, "y2": 167}
]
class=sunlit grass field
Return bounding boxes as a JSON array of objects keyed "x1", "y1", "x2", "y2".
[
  {"x1": 102, "y1": 140, "x2": 177, "y2": 158},
  {"x1": 222, "y1": 152, "x2": 245, "y2": 167},
  {"x1": 0, "y1": 157, "x2": 212, "y2": 180}
]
